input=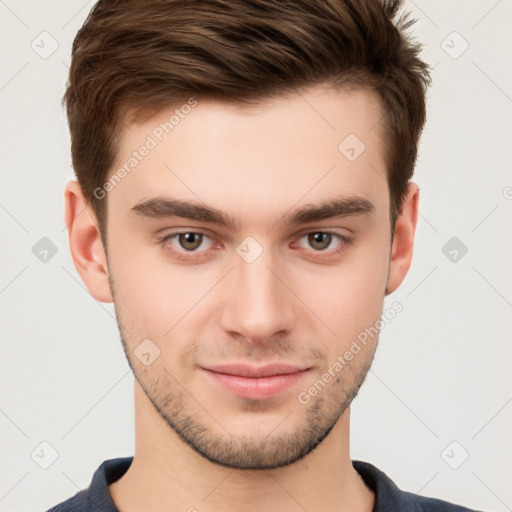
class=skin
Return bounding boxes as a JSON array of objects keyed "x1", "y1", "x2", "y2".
[{"x1": 65, "y1": 83, "x2": 419, "y2": 512}]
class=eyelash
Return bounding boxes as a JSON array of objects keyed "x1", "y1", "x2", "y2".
[{"x1": 158, "y1": 230, "x2": 353, "y2": 261}]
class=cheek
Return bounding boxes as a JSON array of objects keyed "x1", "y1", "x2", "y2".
[
  {"x1": 296, "y1": 236, "x2": 389, "y2": 342},
  {"x1": 106, "y1": 233, "x2": 170, "y2": 334},
  {"x1": 108, "y1": 236, "x2": 216, "y2": 343}
]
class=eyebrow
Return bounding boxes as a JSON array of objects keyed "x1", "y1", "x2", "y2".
[{"x1": 130, "y1": 194, "x2": 375, "y2": 231}]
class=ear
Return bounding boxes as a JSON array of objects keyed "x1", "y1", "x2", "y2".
[
  {"x1": 386, "y1": 182, "x2": 419, "y2": 295},
  {"x1": 64, "y1": 180, "x2": 113, "y2": 303}
]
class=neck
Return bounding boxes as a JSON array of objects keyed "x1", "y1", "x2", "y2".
[{"x1": 109, "y1": 381, "x2": 374, "y2": 512}]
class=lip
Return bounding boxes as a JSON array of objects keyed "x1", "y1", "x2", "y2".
[
  {"x1": 201, "y1": 364, "x2": 311, "y2": 400},
  {"x1": 203, "y1": 363, "x2": 309, "y2": 378}
]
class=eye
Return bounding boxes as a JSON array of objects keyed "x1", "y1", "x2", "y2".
[
  {"x1": 160, "y1": 230, "x2": 215, "y2": 257},
  {"x1": 295, "y1": 231, "x2": 351, "y2": 254}
]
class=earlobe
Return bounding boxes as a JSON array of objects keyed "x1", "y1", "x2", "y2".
[
  {"x1": 386, "y1": 182, "x2": 420, "y2": 295},
  {"x1": 64, "y1": 180, "x2": 114, "y2": 303}
]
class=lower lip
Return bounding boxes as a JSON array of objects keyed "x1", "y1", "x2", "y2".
[{"x1": 202, "y1": 369, "x2": 310, "y2": 400}]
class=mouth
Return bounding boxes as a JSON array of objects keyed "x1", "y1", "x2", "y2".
[{"x1": 200, "y1": 363, "x2": 311, "y2": 400}]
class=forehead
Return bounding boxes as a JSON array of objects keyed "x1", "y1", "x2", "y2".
[{"x1": 106, "y1": 84, "x2": 388, "y2": 228}]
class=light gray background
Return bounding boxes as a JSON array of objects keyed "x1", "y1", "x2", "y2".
[{"x1": 1, "y1": 1, "x2": 511, "y2": 511}]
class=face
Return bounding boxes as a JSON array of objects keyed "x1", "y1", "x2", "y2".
[{"x1": 101, "y1": 85, "x2": 393, "y2": 469}]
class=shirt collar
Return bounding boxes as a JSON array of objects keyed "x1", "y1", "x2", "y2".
[{"x1": 90, "y1": 457, "x2": 420, "y2": 512}]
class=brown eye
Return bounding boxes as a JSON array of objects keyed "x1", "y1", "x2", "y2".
[
  {"x1": 177, "y1": 232, "x2": 203, "y2": 251},
  {"x1": 293, "y1": 231, "x2": 351, "y2": 257},
  {"x1": 160, "y1": 230, "x2": 217, "y2": 260},
  {"x1": 307, "y1": 232, "x2": 333, "y2": 251}
]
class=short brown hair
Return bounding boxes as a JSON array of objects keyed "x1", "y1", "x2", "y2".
[{"x1": 62, "y1": 0, "x2": 430, "y2": 244}]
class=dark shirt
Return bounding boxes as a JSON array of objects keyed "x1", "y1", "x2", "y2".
[{"x1": 45, "y1": 457, "x2": 481, "y2": 511}]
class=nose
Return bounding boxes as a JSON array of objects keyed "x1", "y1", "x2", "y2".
[{"x1": 219, "y1": 246, "x2": 296, "y2": 344}]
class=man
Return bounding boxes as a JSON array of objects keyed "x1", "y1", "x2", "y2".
[{"x1": 48, "y1": 0, "x2": 480, "y2": 510}]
